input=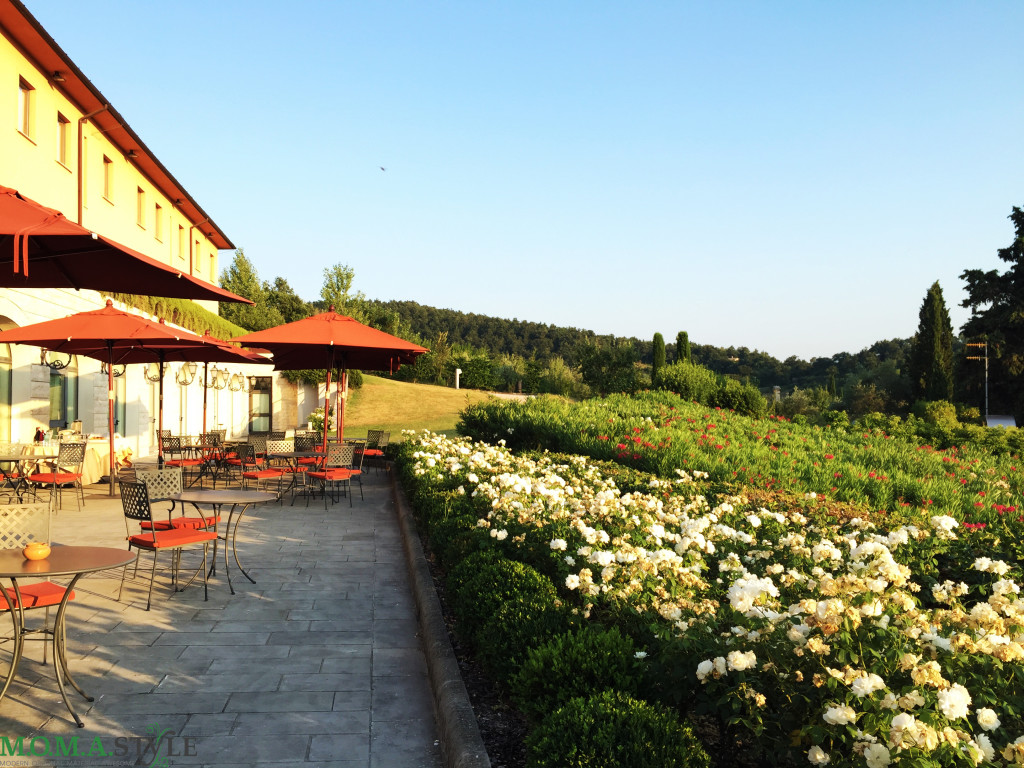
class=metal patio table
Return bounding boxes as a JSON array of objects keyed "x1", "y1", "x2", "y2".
[
  {"x1": 0, "y1": 545, "x2": 136, "y2": 727},
  {"x1": 168, "y1": 489, "x2": 276, "y2": 594}
]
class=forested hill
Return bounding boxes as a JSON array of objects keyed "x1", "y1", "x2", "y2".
[{"x1": 365, "y1": 298, "x2": 912, "y2": 392}]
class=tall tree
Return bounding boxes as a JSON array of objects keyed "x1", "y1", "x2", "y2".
[
  {"x1": 267, "y1": 277, "x2": 311, "y2": 323},
  {"x1": 676, "y1": 331, "x2": 691, "y2": 363},
  {"x1": 909, "y1": 281, "x2": 954, "y2": 402},
  {"x1": 651, "y1": 333, "x2": 666, "y2": 386},
  {"x1": 321, "y1": 263, "x2": 365, "y2": 318},
  {"x1": 218, "y1": 249, "x2": 283, "y2": 331},
  {"x1": 961, "y1": 207, "x2": 1024, "y2": 416}
]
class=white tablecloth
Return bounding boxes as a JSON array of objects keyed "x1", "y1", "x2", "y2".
[{"x1": 20, "y1": 439, "x2": 133, "y2": 485}]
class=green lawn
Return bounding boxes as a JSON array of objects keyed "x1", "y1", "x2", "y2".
[{"x1": 339, "y1": 374, "x2": 497, "y2": 439}]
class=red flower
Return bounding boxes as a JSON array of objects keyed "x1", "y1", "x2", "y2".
[{"x1": 598, "y1": 435, "x2": 609, "y2": 441}]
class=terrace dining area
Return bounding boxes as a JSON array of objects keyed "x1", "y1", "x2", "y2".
[{"x1": 0, "y1": 465, "x2": 443, "y2": 767}]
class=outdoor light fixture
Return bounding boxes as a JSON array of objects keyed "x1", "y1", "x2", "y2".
[
  {"x1": 228, "y1": 373, "x2": 245, "y2": 392},
  {"x1": 176, "y1": 361, "x2": 198, "y2": 385},
  {"x1": 143, "y1": 362, "x2": 163, "y2": 382},
  {"x1": 40, "y1": 350, "x2": 72, "y2": 370},
  {"x1": 126, "y1": 149, "x2": 138, "y2": 160},
  {"x1": 51, "y1": 70, "x2": 65, "y2": 82},
  {"x1": 101, "y1": 361, "x2": 126, "y2": 378},
  {"x1": 247, "y1": 375, "x2": 260, "y2": 389},
  {"x1": 205, "y1": 364, "x2": 230, "y2": 391}
]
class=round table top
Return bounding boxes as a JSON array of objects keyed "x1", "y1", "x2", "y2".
[
  {"x1": 0, "y1": 453, "x2": 56, "y2": 462},
  {"x1": 170, "y1": 490, "x2": 277, "y2": 505},
  {"x1": 0, "y1": 545, "x2": 136, "y2": 578}
]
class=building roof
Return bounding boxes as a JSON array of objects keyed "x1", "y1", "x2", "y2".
[{"x1": 0, "y1": 0, "x2": 235, "y2": 250}]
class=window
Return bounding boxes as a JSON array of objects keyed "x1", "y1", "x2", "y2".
[
  {"x1": 56, "y1": 113, "x2": 70, "y2": 165},
  {"x1": 49, "y1": 357, "x2": 77, "y2": 431},
  {"x1": 194, "y1": 239, "x2": 200, "y2": 271},
  {"x1": 137, "y1": 188, "x2": 146, "y2": 227},
  {"x1": 177, "y1": 225, "x2": 185, "y2": 261},
  {"x1": 210, "y1": 252, "x2": 216, "y2": 281},
  {"x1": 17, "y1": 77, "x2": 34, "y2": 137},
  {"x1": 102, "y1": 155, "x2": 113, "y2": 201},
  {"x1": 154, "y1": 203, "x2": 163, "y2": 241}
]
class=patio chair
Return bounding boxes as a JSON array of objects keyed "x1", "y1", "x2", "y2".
[
  {"x1": 305, "y1": 443, "x2": 355, "y2": 509},
  {"x1": 28, "y1": 441, "x2": 86, "y2": 512},
  {"x1": 162, "y1": 436, "x2": 203, "y2": 486},
  {"x1": 118, "y1": 481, "x2": 216, "y2": 611},
  {"x1": 135, "y1": 468, "x2": 219, "y2": 532},
  {"x1": 242, "y1": 439, "x2": 290, "y2": 495},
  {"x1": 0, "y1": 502, "x2": 74, "y2": 665},
  {"x1": 363, "y1": 430, "x2": 390, "y2": 475},
  {"x1": 223, "y1": 443, "x2": 264, "y2": 487}
]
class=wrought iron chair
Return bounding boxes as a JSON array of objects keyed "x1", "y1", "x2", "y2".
[
  {"x1": 305, "y1": 444, "x2": 355, "y2": 508},
  {"x1": 0, "y1": 502, "x2": 74, "y2": 666},
  {"x1": 135, "y1": 468, "x2": 219, "y2": 531},
  {"x1": 118, "y1": 481, "x2": 216, "y2": 611},
  {"x1": 363, "y1": 430, "x2": 390, "y2": 474},
  {"x1": 161, "y1": 436, "x2": 203, "y2": 486},
  {"x1": 242, "y1": 439, "x2": 289, "y2": 495},
  {"x1": 28, "y1": 441, "x2": 86, "y2": 511}
]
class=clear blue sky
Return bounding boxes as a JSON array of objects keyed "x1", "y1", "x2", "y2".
[{"x1": 26, "y1": 1, "x2": 1024, "y2": 360}]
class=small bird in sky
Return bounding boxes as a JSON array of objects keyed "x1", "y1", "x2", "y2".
[{"x1": 380, "y1": 167, "x2": 386, "y2": 171}]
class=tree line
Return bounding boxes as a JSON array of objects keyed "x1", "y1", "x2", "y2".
[{"x1": 217, "y1": 206, "x2": 1024, "y2": 422}]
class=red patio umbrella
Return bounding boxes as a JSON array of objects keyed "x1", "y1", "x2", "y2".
[
  {"x1": 0, "y1": 186, "x2": 250, "y2": 303},
  {"x1": 110, "y1": 333, "x2": 271, "y2": 466},
  {"x1": 232, "y1": 309, "x2": 427, "y2": 450},
  {"x1": 0, "y1": 300, "x2": 263, "y2": 493}
]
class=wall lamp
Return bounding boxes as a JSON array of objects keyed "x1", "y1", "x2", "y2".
[
  {"x1": 176, "y1": 361, "x2": 198, "y2": 385},
  {"x1": 101, "y1": 361, "x2": 126, "y2": 378},
  {"x1": 40, "y1": 350, "x2": 72, "y2": 370},
  {"x1": 52, "y1": 71, "x2": 65, "y2": 83},
  {"x1": 144, "y1": 362, "x2": 163, "y2": 382}
]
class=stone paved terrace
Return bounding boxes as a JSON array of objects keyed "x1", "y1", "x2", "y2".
[{"x1": 0, "y1": 467, "x2": 444, "y2": 768}]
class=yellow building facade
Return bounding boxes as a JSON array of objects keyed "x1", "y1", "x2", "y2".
[{"x1": 0, "y1": 0, "x2": 293, "y2": 462}]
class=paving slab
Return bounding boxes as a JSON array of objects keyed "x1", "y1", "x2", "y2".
[{"x1": 0, "y1": 469, "x2": 447, "y2": 767}]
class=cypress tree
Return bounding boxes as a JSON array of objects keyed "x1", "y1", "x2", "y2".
[
  {"x1": 676, "y1": 331, "x2": 691, "y2": 363},
  {"x1": 652, "y1": 333, "x2": 666, "y2": 386},
  {"x1": 909, "y1": 281, "x2": 954, "y2": 402}
]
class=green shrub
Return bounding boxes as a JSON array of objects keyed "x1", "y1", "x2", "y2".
[
  {"x1": 525, "y1": 690, "x2": 711, "y2": 768},
  {"x1": 510, "y1": 625, "x2": 644, "y2": 723},
  {"x1": 451, "y1": 557, "x2": 570, "y2": 680},
  {"x1": 658, "y1": 361, "x2": 719, "y2": 404},
  {"x1": 912, "y1": 399, "x2": 959, "y2": 428}
]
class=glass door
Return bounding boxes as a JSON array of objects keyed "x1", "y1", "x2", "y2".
[{"x1": 248, "y1": 377, "x2": 272, "y2": 433}]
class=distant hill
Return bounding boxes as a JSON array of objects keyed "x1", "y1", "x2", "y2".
[{"x1": 365, "y1": 298, "x2": 911, "y2": 392}]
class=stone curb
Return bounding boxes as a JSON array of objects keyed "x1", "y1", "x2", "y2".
[{"x1": 392, "y1": 470, "x2": 492, "y2": 768}]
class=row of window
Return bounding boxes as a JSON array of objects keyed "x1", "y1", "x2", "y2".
[{"x1": 16, "y1": 74, "x2": 218, "y2": 280}]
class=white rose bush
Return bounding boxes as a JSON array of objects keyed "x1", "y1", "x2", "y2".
[{"x1": 397, "y1": 425, "x2": 1024, "y2": 767}]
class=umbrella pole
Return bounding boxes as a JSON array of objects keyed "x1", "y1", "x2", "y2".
[
  {"x1": 339, "y1": 369, "x2": 347, "y2": 441},
  {"x1": 322, "y1": 348, "x2": 335, "y2": 453},
  {"x1": 202, "y1": 361, "x2": 208, "y2": 436},
  {"x1": 107, "y1": 344, "x2": 116, "y2": 497},
  {"x1": 157, "y1": 359, "x2": 165, "y2": 468}
]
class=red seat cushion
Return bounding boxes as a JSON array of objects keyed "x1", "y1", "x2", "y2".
[
  {"x1": 363, "y1": 449, "x2": 384, "y2": 457},
  {"x1": 242, "y1": 469, "x2": 284, "y2": 480},
  {"x1": 1, "y1": 581, "x2": 74, "y2": 609},
  {"x1": 29, "y1": 472, "x2": 81, "y2": 484},
  {"x1": 129, "y1": 529, "x2": 217, "y2": 550},
  {"x1": 140, "y1": 515, "x2": 220, "y2": 531},
  {"x1": 307, "y1": 469, "x2": 353, "y2": 481},
  {"x1": 165, "y1": 459, "x2": 203, "y2": 468}
]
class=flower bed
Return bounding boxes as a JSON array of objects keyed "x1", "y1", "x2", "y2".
[
  {"x1": 457, "y1": 392, "x2": 1024, "y2": 528},
  {"x1": 398, "y1": 429, "x2": 1024, "y2": 767}
]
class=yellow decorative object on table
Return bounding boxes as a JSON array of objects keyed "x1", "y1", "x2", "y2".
[{"x1": 23, "y1": 542, "x2": 50, "y2": 560}]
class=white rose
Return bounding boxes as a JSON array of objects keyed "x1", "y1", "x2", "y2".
[
  {"x1": 976, "y1": 707, "x2": 1000, "y2": 731},
  {"x1": 807, "y1": 746, "x2": 830, "y2": 765},
  {"x1": 696, "y1": 660, "x2": 714, "y2": 682},
  {"x1": 864, "y1": 743, "x2": 891, "y2": 768}
]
